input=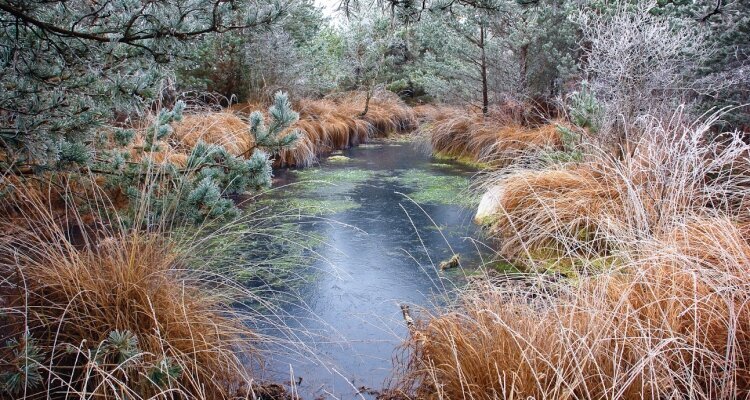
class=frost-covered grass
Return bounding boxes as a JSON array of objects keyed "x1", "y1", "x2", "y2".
[
  {"x1": 390, "y1": 111, "x2": 750, "y2": 399},
  {"x1": 0, "y1": 186, "x2": 288, "y2": 399}
]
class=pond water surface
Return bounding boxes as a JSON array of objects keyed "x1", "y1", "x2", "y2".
[{"x1": 250, "y1": 140, "x2": 490, "y2": 399}]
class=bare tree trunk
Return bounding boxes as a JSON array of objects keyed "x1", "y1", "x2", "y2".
[
  {"x1": 360, "y1": 86, "x2": 372, "y2": 117},
  {"x1": 519, "y1": 43, "x2": 528, "y2": 94},
  {"x1": 479, "y1": 24, "x2": 489, "y2": 116}
]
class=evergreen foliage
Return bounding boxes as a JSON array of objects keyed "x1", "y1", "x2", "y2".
[
  {"x1": 568, "y1": 82, "x2": 603, "y2": 134},
  {"x1": 1, "y1": 333, "x2": 44, "y2": 395},
  {"x1": 0, "y1": 0, "x2": 286, "y2": 171},
  {"x1": 178, "y1": 0, "x2": 343, "y2": 101},
  {"x1": 401, "y1": 0, "x2": 577, "y2": 107},
  {"x1": 104, "y1": 92, "x2": 299, "y2": 225}
]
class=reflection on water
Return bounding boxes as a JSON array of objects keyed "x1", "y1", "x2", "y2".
[{"x1": 252, "y1": 141, "x2": 488, "y2": 398}]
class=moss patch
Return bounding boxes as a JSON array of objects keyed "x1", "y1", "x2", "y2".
[
  {"x1": 327, "y1": 155, "x2": 352, "y2": 163},
  {"x1": 289, "y1": 167, "x2": 377, "y2": 192},
  {"x1": 490, "y1": 260, "x2": 522, "y2": 273},
  {"x1": 432, "y1": 152, "x2": 490, "y2": 169},
  {"x1": 258, "y1": 196, "x2": 360, "y2": 216},
  {"x1": 393, "y1": 169, "x2": 478, "y2": 207}
]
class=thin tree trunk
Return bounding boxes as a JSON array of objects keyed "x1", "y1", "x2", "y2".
[
  {"x1": 479, "y1": 24, "x2": 489, "y2": 116},
  {"x1": 519, "y1": 43, "x2": 528, "y2": 94},
  {"x1": 360, "y1": 86, "x2": 372, "y2": 117}
]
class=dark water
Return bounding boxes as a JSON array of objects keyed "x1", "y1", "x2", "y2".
[{"x1": 254, "y1": 141, "x2": 487, "y2": 399}]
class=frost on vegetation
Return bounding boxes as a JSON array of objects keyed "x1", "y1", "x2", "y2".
[{"x1": 104, "y1": 92, "x2": 298, "y2": 226}]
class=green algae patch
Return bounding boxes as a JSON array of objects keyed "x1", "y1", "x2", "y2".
[
  {"x1": 232, "y1": 221, "x2": 327, "y2": 288},
  {"x1": 432, "y1": 152, "x2": 490, "y2": 169},
  {"x1": 174, "y1": 213, "x2": 326, "y2": 294},
  {"x1": 287, "y1": 168, "x2": 376, "y2": 200},
  {"x1": 290, "y1": 167, "x2": 376, "y2": 190},
  {"x1": 263, "y1": 167, "x2": 378, "y2": 215},
  {"x1": 271, "y1": 197, "x2": 360, "y2": 216},
  {"x1": 395, "y1": 169, "x2": 478, "y2": 207},
  {"x1": 429, "y1": 162, "x2": 455, "y2": 169},
  {"x1": 327, "y1": 155, "x2": 352, "y2": 163}
]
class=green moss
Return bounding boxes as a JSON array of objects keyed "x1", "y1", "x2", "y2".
[
  {"x1": 432, "y1": 152, "x2": 490, "y2": 169},
  {"x1": 327, "y1": 155, "x2": 352, "y2": 163},
  {"x1": 394, "y1": 169, "x2": 478, "y2": 207},
  {"x1": 515, "y1": 247, "x2": 625, "y2": 277},
  {"x1": 490, "y1": 260, "x2": 522, "y2": 273},
  {"x1": 260, "y1": 197, "x2": 360, "y2": 216},
  {"x1": 290, "y1": 167, "x2": 376, "y2": 189}
]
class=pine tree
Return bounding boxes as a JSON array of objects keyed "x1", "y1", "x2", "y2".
[
  {"x1": 0, "y1": 0, "x2": 285, "y2": 173},
  {"x1": 94, "y1": 92, "x2": 300, "y2": 225},
  {"x1": 696, "y1": 1, "x2": 750, "y2": 129},
  {"x1": 406, "y1": 0, "x2": 577, "y2": 108}
]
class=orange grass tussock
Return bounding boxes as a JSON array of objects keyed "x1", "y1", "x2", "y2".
[
  {"x1": 421, "y1": 107, "x2": 565, "y2": 167},
  {"x1": 275, "y1": 91, "x2": 417, "y2": 167},
  {"x1": 160, "y1": 91, "x2": 418, "y2": 168},
  {"x1": 0, "y1": 189, "x2": 261, "y2": 399},
  {"x1": 475, "y1": 163, "x2": 620, "y2": 261},
  {"x1": 391, "y1": 217, "x2": 750, "y2": 399},
  {"x1": 388, "y1": 112, "x2": 750, "y2": 399},
  {"x1": 475, "y1": 112, "x2": 750, "y2": 264},
  {"x1": 171, "y1": 112, "x2": 254, "y2": 156}
]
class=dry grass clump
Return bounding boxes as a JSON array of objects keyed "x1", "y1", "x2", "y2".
[
  {"x1": 477, "y1": 112, "x2": 750, "y2": 264},
  {"x1": 172, "y1": 112, "x2": 253, "y2": 156},
  {"x1": 226, "y1": 101, "x2": 265, "y2": 116},
  {"x1": 391, "y1": 216, "x2": 750, "y2": 399},
  {"x1": 348, "y1": 91, "x2": 417, "y2": 135},
  {"x1": 276, "y1": 90, "x2": 417, "y2": 167},
  {"x1": 412, "y1": 104, "x2": 444, "y2": 124},
  {"x1": 0, "y1": 190, "x2": 261, "y2": 399},
  {"x1": 394, "y1": 227, "x2": 750, "y2": 399},
  {"x1": 420, "y1": 107, "x2": 564, "y2": 167},
  {"x1": 389, "y1": 112, "x2": 750, "y2": 399},
  {"x1": 476, "y1": 163, "x2": 620, "y2": 261},
  {"x1": 232, "y1": 91, "x2": 418, "y2": 167}
]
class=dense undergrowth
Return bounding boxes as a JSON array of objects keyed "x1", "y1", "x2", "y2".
[
  {"x1": 3, "y1": 83, "x2": 749, "y2": 399},
  {"x1": 0, "y1": 89, "x2": 427, "y2": 399}
]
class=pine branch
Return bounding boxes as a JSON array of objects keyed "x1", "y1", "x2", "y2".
[{"x1": 0, "y1": 0, "x2": 284, "y2": 47}]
